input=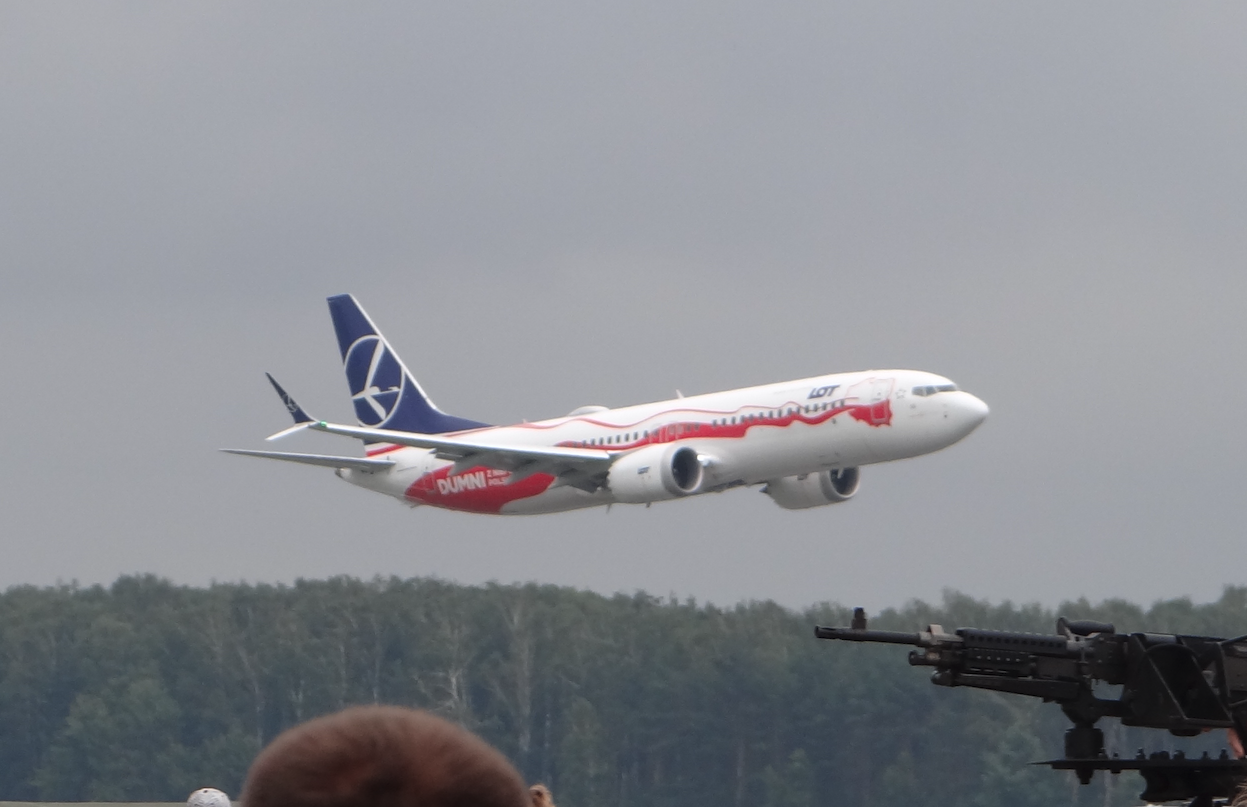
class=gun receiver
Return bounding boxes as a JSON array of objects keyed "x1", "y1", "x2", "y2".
[{"x1": 816, "y1": 608, "x2": 1247, "y2": 806}]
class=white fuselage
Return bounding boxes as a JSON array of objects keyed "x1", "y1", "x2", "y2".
[{"x1": 340, "y1": 369, "x2": 988, "y2": 515}]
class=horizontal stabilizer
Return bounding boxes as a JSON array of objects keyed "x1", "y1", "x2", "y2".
[{"x1": 221, "y1": 448, "x2": 394, "y2": 472}]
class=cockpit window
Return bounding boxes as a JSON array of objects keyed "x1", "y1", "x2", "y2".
[{"x1": 912, "y1": 383, "x2": 959, "y2": 397}]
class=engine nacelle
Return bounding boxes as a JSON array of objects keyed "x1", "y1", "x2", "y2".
[
  {"x1": 608, "y1": 444, "x2": 705, "y2": 503},
  {"x1": 763, "y1": 468, "x2": 860, "y2": 510}
]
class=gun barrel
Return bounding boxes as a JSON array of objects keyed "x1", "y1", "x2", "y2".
[{"x1": 814, "y1": 626, "x2": 924, "y2": 645}]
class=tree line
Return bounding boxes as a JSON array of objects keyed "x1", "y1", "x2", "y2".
[{"x1": 1, "y1": 575, "x2": 1245, "y2": 806}]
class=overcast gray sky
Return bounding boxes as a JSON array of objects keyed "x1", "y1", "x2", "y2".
[{"x1": 2, "y1": 3, "x2": 1245, "y2": 612}]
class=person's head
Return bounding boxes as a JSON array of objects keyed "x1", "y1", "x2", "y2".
[
  {"x1": 186, "y1": 788, "x2": 231, "y2": 807},
  {"x1": 241, "y1": 705, "x2": 529, "y2": 807},
  {"x1": 529, "y1": 784, "x2": 555, "y2": 807}
]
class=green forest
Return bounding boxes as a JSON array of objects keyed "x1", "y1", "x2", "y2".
[{"x1": 1, "y1": 576, "x2": 1244, "y2": 806}]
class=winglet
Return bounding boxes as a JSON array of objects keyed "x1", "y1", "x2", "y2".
[
  {"x1": 267, "y1": 373, "x2": 313, "y2": 423},
  {"x1": 265, "y1": 373, "x2": 316, "y2": 440}
]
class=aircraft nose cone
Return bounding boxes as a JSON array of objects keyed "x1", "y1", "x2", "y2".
[{"x1": 961, "y1": 393, "x2": 989, "y2": 430}]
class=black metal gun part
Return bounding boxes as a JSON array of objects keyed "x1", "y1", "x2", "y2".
[{"x1": 816, "y1": 608, "x2": 1247, "y2": 806}]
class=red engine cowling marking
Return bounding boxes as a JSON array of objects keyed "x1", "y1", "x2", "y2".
[{"x1": 405, "y1": 466, "x2": 556, "y2": 514}]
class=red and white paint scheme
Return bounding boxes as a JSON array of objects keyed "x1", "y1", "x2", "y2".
[{"x1": 224, "y1": 295, "x2": 989, "y2": 515}]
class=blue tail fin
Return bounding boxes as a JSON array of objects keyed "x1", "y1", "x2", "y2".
[{"x1": 326, "y1": 294, "x2": 490, "y2": 435}]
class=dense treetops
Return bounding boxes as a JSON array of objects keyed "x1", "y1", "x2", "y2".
[{"x1": 1, "y1": 576, "x2": 1244, "y2": 806}]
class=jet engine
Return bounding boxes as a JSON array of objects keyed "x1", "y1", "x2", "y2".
[
  {"x1": 763, "y1": 468, "x2": 860, "y2": 510},
  {"x1": 608, "y1": 444, "x2": 705, "y2": 503}
]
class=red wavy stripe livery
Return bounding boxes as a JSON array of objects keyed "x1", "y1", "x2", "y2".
[
  {"x1": 366, "y1": 444, "x2": 404, "y2": 457},
  {"x1": 368, "y1": 391, "x2": 892, "y2": 457},
  {"x1": 551, "y1": 398, "x2": 891, "y2": 451},
  {"x1": 404, "y1": 465, "x2": 556, "y2": 514},
  {"x1": 398, "y1": 397, "x2": 892, "y2": 512},
  {"x1": 850, "y1": 399, "x2": 892, "y2": 426}
]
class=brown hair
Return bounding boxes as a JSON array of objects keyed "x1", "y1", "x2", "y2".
[
  {"x1": 241, "y1": 705, "x2": 529, "y2": 807},
  {"x1": 529, "y1": 784, "x2": 555, "y2": 807}
]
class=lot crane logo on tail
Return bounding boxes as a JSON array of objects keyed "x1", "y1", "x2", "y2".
[{"x1": 345, "y1": 335, "x2": 405, "y2": 426}]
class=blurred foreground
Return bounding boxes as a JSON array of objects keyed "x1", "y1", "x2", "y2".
[{"x1": 2, "y1": 576, "x2": 1245, "y2": 806}]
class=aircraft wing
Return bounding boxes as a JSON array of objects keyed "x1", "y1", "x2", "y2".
[
  {"x1": 306, "y1": 421, "x2": 614, "y2": 491},
  {"x1": 221, "y1": 448, "x2": 395, "y2": 472}
]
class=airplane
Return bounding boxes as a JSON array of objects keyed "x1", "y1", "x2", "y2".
[{"x1": 224, "y1": 294, "x2": 989, "y2": 515}]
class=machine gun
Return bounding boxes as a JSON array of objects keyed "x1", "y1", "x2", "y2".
[{"x1": 816, "y1": 609, "x2": 1247, "y2": 806}]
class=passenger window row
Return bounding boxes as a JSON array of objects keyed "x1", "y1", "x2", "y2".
[
  {"x1": 579, "y1": 403, "x2": 851, "y2": 448},
  {"x1": 706, "y1": 402, "x2": 844, "y2": 427},
  {"x1": 578, "y1": 423, "x2": 710, "y2": 448}
]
